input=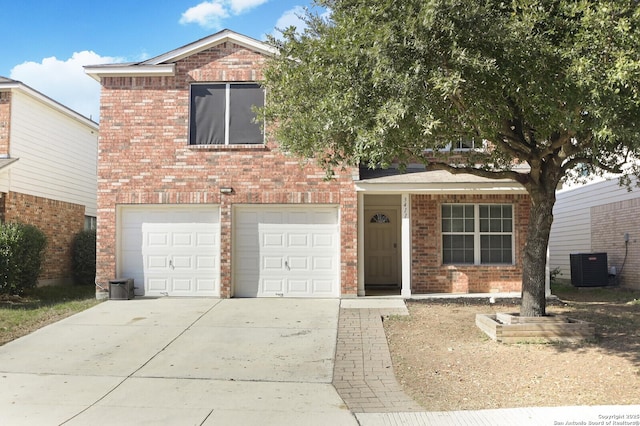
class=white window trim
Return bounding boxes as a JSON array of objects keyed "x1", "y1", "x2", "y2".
[
  {"x1": 442, "y1": 203, "x2": 515, "y2": 265},
  {"x1": 224, "y1": 84, "x2": 231, "y2": 146},
  {"x1": 424, "y1": 137, "x2": 488, "y2": 153},
  {"x1": 190, "y1": 82, "x2": 266, "y2": 146}
]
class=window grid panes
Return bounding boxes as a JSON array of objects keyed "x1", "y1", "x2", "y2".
[{"x1": 442, "y1": 204, "x2": 513, "y2": 265}]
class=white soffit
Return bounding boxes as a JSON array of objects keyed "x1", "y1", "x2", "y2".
[{"x1": 356, "y1": 169, "x2": 527, "y2": 193}]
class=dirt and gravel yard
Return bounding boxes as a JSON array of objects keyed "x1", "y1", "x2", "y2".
[{"x1": 384, "y1": 286, "x2": 640, "y2": 411}]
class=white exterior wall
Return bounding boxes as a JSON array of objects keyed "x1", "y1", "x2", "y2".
[
  {"x1": 5, "y1": 90, "x2": 98, "y2": 216},
  {"x1": 0, "y1": 169, "x2": 8, "y2": 192},
  {"x1": 549, "y1": 178, "x2": 640, "y2": 280}
]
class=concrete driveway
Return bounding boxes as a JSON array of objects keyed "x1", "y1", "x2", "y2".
[{"x1": 0, "y1": 298, "x2": 357, "y2": 425}]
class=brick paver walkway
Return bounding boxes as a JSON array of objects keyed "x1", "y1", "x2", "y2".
[{"x1": 332, "y1": 305, "x2": 422, "y2": 413}]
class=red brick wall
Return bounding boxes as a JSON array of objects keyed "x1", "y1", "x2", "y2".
[
  {"x1": 3, "y1": 191, "x2": 85, "y2": 284},
  {"x1": 0, "y1": 91, "x2": 10, "y2": 156},
  {"x1": 96, "y1": 42, "x2": 358, "y2": 297},
  {"x1": 411, "y1": 193, "x2": 530, "y2": 293}
]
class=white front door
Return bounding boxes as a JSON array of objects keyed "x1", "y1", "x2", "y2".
[
  {"x1": 364, "y1": 208, "x2": 400, "y2": 285},
  {"x1": 119, "y1": 205, "x2": 220, "y2": 297},
  {"x1": 234, "y1": 206, "x2": 340, "y2": 298}
]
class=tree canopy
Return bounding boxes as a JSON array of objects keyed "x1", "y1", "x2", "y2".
[{"x1": 262, "y1": 0, "x2": 640, "y2": 316}]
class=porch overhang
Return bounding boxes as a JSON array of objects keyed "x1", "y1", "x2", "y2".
[{"x1": 355, "y1": 168, "x2": 527, "y2": 194}]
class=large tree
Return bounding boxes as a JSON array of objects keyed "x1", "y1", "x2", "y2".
[{"x1": 261, "y1": 0, "x2": 640, "y2": 316}]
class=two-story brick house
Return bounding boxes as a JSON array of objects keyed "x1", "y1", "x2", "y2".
[{"x1": 86, "y1": 30, "x2": 530, "y2": 299}]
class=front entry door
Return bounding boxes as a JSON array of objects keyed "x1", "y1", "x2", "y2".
[{"x1": 364, "y1": 208, "x2": 400, "y2": 285}]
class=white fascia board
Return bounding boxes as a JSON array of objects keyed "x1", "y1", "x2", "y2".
[
  {"x1": 355, "y1": 182, "x2": 528, "y2": 194},
  {"x1": 143, "y1": 30, "x2": 277, "y2": 65},
  {"x1": 84, "y1": 64, "x2": 176, "y2": 82},
  {"x1": 1, "y1": 82, "x2": 98, "y2": 129}
]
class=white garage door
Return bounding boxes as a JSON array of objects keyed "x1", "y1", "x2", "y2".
[
  {"x1": 119, "y1": 205, "x2": 220, "y2": 297},
  {"x1": 234, "y1": 206, "x2": 340, "y2": 298}
]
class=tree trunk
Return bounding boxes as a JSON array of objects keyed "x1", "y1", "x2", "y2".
[{"x1": 520, "y1": 185, "x2": 556, "y2": 317}]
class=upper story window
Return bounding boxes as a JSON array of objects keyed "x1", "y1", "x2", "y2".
[
  {"x1": 424, "y1": 137, "x2": 485, "y2": 153},
  {"x1": 189, "y1": 83, "x2": 265, "y2": 146}
]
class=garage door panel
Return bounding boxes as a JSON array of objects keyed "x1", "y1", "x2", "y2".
[
  {"x1": 262, "y1": 233, "x2": 285, "y2": 247},
  {"x1": 173, "y1": 278, "x2": 193, "y2": 292},
  {"x1": 172, "y1": 233, "x2": 193, "y2": 246},
  {"x1": 313, "y1": 257, "x2": 334, "y2": 270},
  {"x1": 234, "y1": 206, "x2": 339, "y2": 298},
  {"x1": 288, "y1": 279, "x2": 310, "y2": 293},
  {"x1": 196, "y1": 278, "x2": 216, "y2": 292},
  {"x1": 263, "y1": 279, "x2": 285, "y2": 293},
  {"x1": 148, "y1": 256, "x2": 168, "y2": 269},
  {"x1": 288, "y1": 234, "x2": 309, "y2": 247},
  {"x1": 263, "y1": 211, "x2": 285, "y2": 223},
  {"x1": 119, "y1": 205, "x2": 220, "y2": 297},
  {"x1": 148, "y1": 278, "x2": 169, "y2": 292},
  {"x1": 288, "y1": 257, "x2": 309, "y2": 271},
  {"x1": 147, "y1": 232, "x2": 169, "y2": 247},
  {"x1": 312, "y1": 233, "x2": 334, "y2": 247},
  {"x1": 172, "y1": 256, "x2": 192, "y2": 269},
  {"x1": 288, "y1": 211, "x2": 311, "y2": 224},
  {"x1": 197, "y1": 233, "x2": 217, "y2": 246},
  {"x1": 263, "y1": 257, "x2": 284, "y2": 271},
  {"x1": 196, "y1": 255, "x2": 217, "y2": 269},
  {"x1": 312, "y1": 210, "x2": 338, "y2": 224},
  {"x1": 312, "y1": 279, "x2": 335, "y2": 294}
]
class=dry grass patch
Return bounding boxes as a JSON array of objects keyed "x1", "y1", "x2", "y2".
[{"x1": 384, "y1": 286, "x2": 640, "y2": 411}]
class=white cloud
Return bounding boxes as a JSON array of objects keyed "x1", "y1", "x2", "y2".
[
  {"x1": 179, "y1": 0, "x2": 268, "y2": 29},
  {"x1": 274, "y1": 6, "x2": 307, "y2": 33},
  {"x1": 10, "y1": 51, "x2": 122, "y2": 122},
  {"x1": 228, "y1": 0, "x2": 268, "y2": 14},
  {"x1": 179, "y1": 1, "x2": 228, "y2": 29},
  {"x1": 271, "y1": 5, "x2": 331, "y2": 39}
]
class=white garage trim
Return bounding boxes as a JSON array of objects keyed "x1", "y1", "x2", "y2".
[
  {"x1": 233, "y1": 205, "x2": 340, "y2": 298},
  {"x1": 117, "y1": 204, "x2": 221, "y2": 297}
]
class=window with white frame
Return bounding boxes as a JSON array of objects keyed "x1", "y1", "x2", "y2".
[
  {"x1": 424, "y1": 137, "x2": 483, "y2": 153},
  {"x1": 452, "y1": 137, "x2": 478, "y2": 151},
  {"x1": 189, "y1": 83, "x2": 265, "y2": 145},
  {"x1": 442, "y1": 204, "x2": 513, "y2": 265}
]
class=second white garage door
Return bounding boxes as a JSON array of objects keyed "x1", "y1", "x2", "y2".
[{"x1": 234, "y1": 206, "x2": 340, "y2": 298}]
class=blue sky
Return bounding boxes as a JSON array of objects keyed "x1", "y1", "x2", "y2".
[{"x1": 0, "y1": 0, "x2": 318, "y2": 121}]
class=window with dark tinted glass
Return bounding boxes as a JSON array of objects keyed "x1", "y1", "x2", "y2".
[{"x1": 190, "y1": 83, "x2": 264, "y2": 145}]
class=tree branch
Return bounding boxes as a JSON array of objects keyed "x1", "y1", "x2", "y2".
[{"x1": 425, "y1": 160, "x2": 527, "y2": 183}]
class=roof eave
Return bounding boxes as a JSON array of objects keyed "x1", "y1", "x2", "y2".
[
  {"x1": 0, "y1": 157, "x2": 20, "y2": 172},
  {"x1": 143, "y1": 29, "x2": 277, "y2": 65},
  {"x1": 0, "y1": 81, "x2": 98, "y2": 129},
  {"x1": 355, "y1": 181, "x2": 528, "y2": 194},
  {"x1": 84, "y1": 64, "x2": 176, "y2": 82}
]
